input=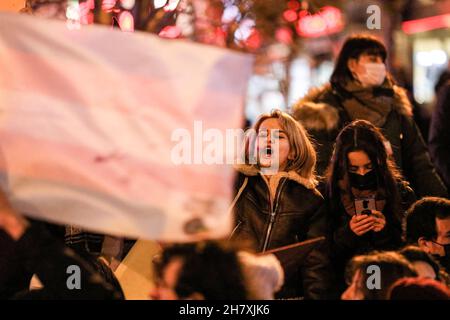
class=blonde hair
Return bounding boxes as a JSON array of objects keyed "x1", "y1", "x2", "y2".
[{"x1": 247, "y1": 109, "x2": 317, "y2": 183}]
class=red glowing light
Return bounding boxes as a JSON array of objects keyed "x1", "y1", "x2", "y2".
[
  {"x1": 215, "y1": 27, "x2": 226, "y2": 39},
  {"x1": 246, "y1": 29, "x2": 262, "y2": 50},
  {"x1": 85, "y1": 0, "x2": 95, "y2": 9},
  {"x1": 79, "y1": 1, "x2": 93, "y2": 24},
  {"x1": 276, "y1": 27, "x2": 293, "y2": 44},
  {"x1": 402, "y1": 14, "x2": 450, "y2": 34},
  {"x1": 287, "y1": 1, "x2": 300, "y2": 11},
  {"x1": 283, "y1": 9, "x2": 298, "y2": 22},
  {"x1": 296, "y1": 6, "x2": 343, "y2": 38},
  {"x1": 298, "y1": 9, "x2": 308, "y2": 19}
]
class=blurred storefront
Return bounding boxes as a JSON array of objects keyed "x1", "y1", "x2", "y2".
[
  {"x1": 2, "y1": 0, "x2": 449, "y2": 123},
  {"x1": 245, "y1": 0, "x2": 450, "y2": 124},
  {"x1": 400, "y1": 0, "x2": 450, "y2": 105},
  {"x1": 244, "y1": 0, "x2": 391, "y2": 124},
  {"x1": 245, "y1": 2, "x2": 347, "y2": 123}
]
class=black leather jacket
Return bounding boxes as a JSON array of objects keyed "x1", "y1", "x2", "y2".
[{"x1": 229, "y1": 167, "x2": 333, "y2": 299}]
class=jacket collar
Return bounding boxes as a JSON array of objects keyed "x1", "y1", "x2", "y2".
[
  {"x1": 234, "y1": 164, "x2": 317, "y2": 190},
  {"x1": 291, "y1": 83, "x2": 413, "y2": 132}
]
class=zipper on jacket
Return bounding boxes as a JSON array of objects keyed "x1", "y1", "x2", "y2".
[{"x1": 261, "y1": 178, "x2": 286, "y2": 252}]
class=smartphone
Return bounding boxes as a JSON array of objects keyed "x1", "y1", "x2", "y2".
[{"x1": 354, "y1": 197, "x2": 377, "y2": 215}]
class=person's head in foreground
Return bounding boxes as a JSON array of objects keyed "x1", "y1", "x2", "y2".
[
  {"x1": 150, "y1": 240, "x2": 284, "y2": 300},
  {"x1": 151, "y1": 241, "x2": 247, "y2": 300},
  {"x1": 246, "y1": 109, "x2": 316, "y2": 179},
  {"x1": 342, "y1": 251, "x2": 417, "y2": 300},
  {"x1": 21, "y1": 0, "x2": 69, "y2": 19},
  {"x1": 400, "y1": 245, "x2": 450, "y2": 283},
  {"x1": 388, "y1": 277, "x2": 450, "y2": 300},
  {"x1": 404, "y1": 197, "x2": 450, "y2": 272}
]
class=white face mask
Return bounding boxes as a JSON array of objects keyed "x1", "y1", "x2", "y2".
[{"x1": 356, "y1": 62, "x2": 386, "y2": 87}]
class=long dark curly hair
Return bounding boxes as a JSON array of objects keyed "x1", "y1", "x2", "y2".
[{"x1": 326, "y1": 120, "x2": 404, "y2": 224}]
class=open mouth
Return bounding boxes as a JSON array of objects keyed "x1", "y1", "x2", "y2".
[{"x1": 260, "y1": 146, "x2": 273, "y2": 157}]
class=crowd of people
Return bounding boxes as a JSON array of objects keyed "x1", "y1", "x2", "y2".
[{"x1": 1, "y1": 34, "x2": 450, "y2": 300}]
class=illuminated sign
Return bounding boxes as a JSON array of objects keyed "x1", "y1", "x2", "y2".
[
  {"x1": 402, "y1": 14, "x2": 450, "y2": 34},
  {"x1": 295, "y1": 6, "x2": 344, "y2": 38}
]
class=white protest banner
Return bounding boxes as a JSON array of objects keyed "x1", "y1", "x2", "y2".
[{"x1": 0, "y1": 12, "x2": 253, "y2": 241}]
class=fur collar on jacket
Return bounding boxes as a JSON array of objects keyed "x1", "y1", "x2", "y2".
[
  {"x1": 291, "y1": 83, "x2": 413, "y2": 132},
  {"x1": 235, "y1": 164, "x2": 317, "y2": 190}
]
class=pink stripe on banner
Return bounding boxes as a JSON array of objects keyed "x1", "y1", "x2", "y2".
[
  {"x1": 0, "y1": 50, "x2": 193, "y2": 125},
  {"x1": 0, "y1": 131, "x2": 232, "y2": 202},
  {"x1": 0, "y1": 12, "x2": 253, "y2": 240}
]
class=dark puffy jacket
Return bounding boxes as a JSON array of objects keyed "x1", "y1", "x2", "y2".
[
  {"x1": 292, "y1": 84, "x2": 448, "y2": 199},
  {"x1": 429, "y1": 82, "x2": 450, "y2": 191},
  {"x1": 229, "y1": 165, "x2": 333, "y2": 299}
]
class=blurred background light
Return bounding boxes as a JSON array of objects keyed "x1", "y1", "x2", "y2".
[
  {"x1": 154, "y1": 0, "x2": 167, "y2": 10},
  {"x1": 120, "y1": 0, "x2": 135, "y2": 10},
  {"x1": 222, "y1": 5, "x2": 240, "y2": 24},
  {"x1": 102, "y1": 0, "x2": 117, "y2": 12},
  {"x1": 66, "y1": 1, "x2": 80, "y2": 21},
  {"x1": 164, "y1": 0, "x2": 180, "y2": 12},
  {"x1": 283, "y1": 9, "x2": 297, "y2": 23},
  {"x1": 118, "y1": 10, "x2": 134, "y2": 32}
]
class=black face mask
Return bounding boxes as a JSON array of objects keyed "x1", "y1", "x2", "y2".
[
  {"x1": 431, "y1": 242, "x2": 450, "y2": 271},
  {"x1": 348, "y1": 170, "x2": 377, "y2": 190}
]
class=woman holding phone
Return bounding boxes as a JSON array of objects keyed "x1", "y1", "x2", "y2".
[{"x1": 324, "y1": 120, "x2": 416, "y2": 293}]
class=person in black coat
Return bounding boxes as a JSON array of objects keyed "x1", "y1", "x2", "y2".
[
  {"x1": 429, "y1": 80, "x2": 450, "y2": 192},
  {"x1": 324, "y1": 120, "x2": 416, "y2": 294},
  {"x1": 0, "y1": 189, "x2": 123, "y2": 300},
  {"x1": 292, "y1": 34, "x2": 447, "y2": 199},
  {"x1": 229, "y1": 110, "x2": 333, "y2": 299}
]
